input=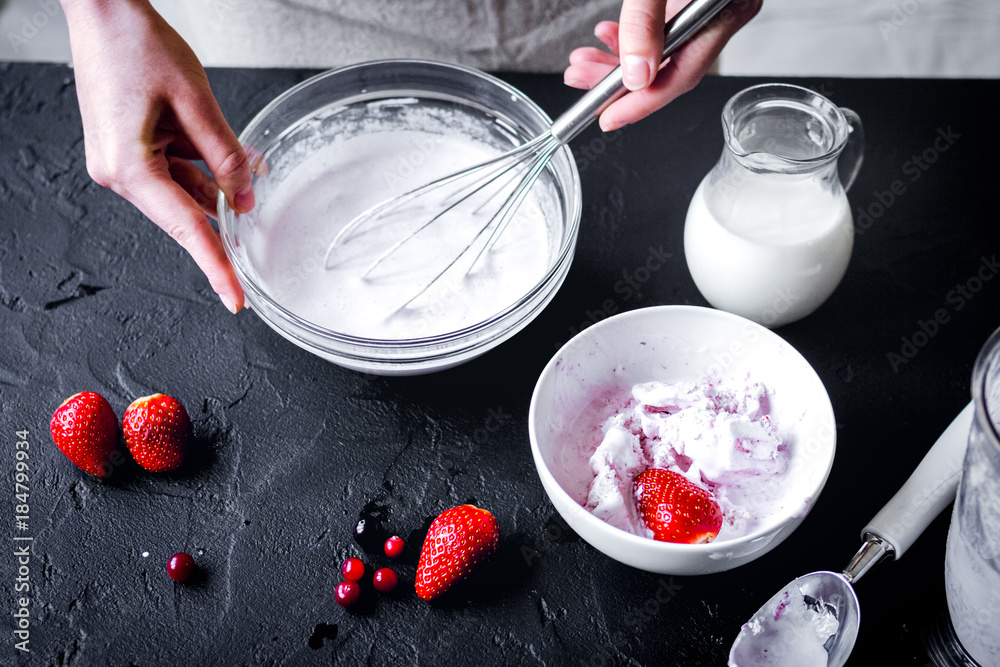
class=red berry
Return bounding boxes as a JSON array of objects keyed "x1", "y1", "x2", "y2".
[
  {"x1": 122, "y1": 393, "x2": 190, "y2": 472},
  {"x1": 633, "y1": 469, "x2": 723, "y2": 544},
  {"x1": 373, "y1": 567, "x2": 398, "y2": 593},
  {"x1": 335, "y1": 580, "x2": 361, "y2": 608},
  {"x1": 415, "y1": 504, "x2": 499, "y2": 601},
  {"x1": 340, "y1": 557, "x2": 364, "y2": 581},
  {"x1": 384, "y1": 535, "x2": 405, "y2": 558},
  {"x1": 167, "y1": 552, "x2": 195, "y2": 582},
  {"x1": 50, "y1": 391, "x2": 120, "y2": 477}
]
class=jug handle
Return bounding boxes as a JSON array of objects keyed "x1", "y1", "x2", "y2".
[{"x1": 838, "y1": 107, "x2": 865, "y2": 192}]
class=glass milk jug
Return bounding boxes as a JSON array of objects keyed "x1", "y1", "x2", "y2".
[{"x1": 684, "y1": 83, "x2": 864, "y2": 328}]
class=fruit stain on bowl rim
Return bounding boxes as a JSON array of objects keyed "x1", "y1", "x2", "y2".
[{"x1": 239, "y1": 91, "x2": 564, "y2": 341}]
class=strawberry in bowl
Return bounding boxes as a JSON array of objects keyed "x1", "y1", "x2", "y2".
[{"x1": 634, "y1": 469, "x2": 723, "y2": 544}]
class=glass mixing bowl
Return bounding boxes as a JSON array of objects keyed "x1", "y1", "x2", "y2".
[{"x1": 219, "y1": 60, "x2": 582, "y2": 375}]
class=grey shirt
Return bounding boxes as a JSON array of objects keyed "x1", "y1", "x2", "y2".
[{"x1": 159, "y1": 0, "x2": 620, "y2": 71}]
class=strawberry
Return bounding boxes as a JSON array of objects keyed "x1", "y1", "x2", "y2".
[
  {"x1": 415, "y1": 504, "x2": 499, "y2": 601},
  {"x1": 50, "y1": 391, "x2": 120, "y2": 476},
  {"x1": 122, "y1": 393, "x2": 190, "y2": 472},
  {"x1": 633, "y1": 468, "x2": 722, "y2": 544}
]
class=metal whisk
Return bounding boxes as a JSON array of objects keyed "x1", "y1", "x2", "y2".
[{"x1": 325, "y1": 0, "x2": 733, "y2": 308}]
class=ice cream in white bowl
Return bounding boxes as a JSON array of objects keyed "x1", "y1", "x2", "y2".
[{"x1": 528, "y1": 305, "x2": 836, "y2": 575}]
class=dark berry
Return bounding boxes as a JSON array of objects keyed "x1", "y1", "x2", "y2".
[
  {"x1": 352, "y1": 517, "x2": 367, "y2": 540},
  {"x1": 384, "y1": 536, "x2": 405, "y2": 558},
  {"x1": 167, "y1": 552, "x2": 195, "y2": 582},
  {"x1": 352, "y1": 517, "x2": 386, "y2": 552},
  {"x1": 373, "y1": 567, "x2": 398, "y2": 593},
  {"x1": 335, "y1": 580, "x2": 361, "y2": 608},
  {"x1": 340, "y1": 557, "x2": 364, "y2": 581}
]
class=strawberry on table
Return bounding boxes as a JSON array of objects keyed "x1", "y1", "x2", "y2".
[
  {"x1": 49, "y1": 391, "x2": 120, "y2": 477},
  {"x1": 415, "y1": 504, "x2": 499, "y2": 601},
  {"x1": 633, "y1": 468, "x2": 723, "y2": 544},
  {"x1": 122, "y1": 393, "x2": 190, "y2": 472}
]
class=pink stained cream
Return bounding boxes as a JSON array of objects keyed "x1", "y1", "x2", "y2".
[{"x1": 553, "y1": 375, "x2": 792, "y2": 542}]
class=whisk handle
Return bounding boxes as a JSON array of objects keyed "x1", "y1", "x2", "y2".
[{"x1": 549, "y1": 0, "x2": 734, "y2": 145}]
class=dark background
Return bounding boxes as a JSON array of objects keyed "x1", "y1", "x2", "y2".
[{"x1": 1, "y1": 62, "x2": 998, "y2": 665}]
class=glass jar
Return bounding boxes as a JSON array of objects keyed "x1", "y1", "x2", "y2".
[
  {"x1": 684, "y1": 83, "x2": 864, "y2": 328},
  {"x1": 938, "y1": 325, "x2": 1000, "y2": 665}
]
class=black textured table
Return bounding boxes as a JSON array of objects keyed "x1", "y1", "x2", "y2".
[{"x1": 2, "y1": 62, "x2": 999, "y2": 666}]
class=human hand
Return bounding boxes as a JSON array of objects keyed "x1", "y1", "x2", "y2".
[
  {"x1": 62, "y1": 0, "x2": 254, "y2": 313},
  {"x1": 564, "y1": 0, "x2": 763, "y2": 131}
]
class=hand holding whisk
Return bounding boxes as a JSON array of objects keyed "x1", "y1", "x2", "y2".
[{"x1": 324, "y1": 0, "x2": 735, "y2": 310}]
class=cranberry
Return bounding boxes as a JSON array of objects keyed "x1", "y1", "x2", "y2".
[
  {"x1": 384, "y1": 536, "x2": 405, "y2": 558},
  {"x1": 167, "y1": 552, "x2": 195, "y2": 582},
  {"x1": 335, "y1": 580, "x2": 361, "y2": 608},
  {"x1": 373, "y1": 567, "x2": 398, "y2": 593},
  {"x1": 340, "y1": 557, "x2": 364, "y2": 581}
]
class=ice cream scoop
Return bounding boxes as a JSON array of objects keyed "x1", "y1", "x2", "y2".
[{"x1": 729, "y1": 402, "x2": 975, "y2": 666}]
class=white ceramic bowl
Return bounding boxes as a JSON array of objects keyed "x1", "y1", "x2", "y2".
[{"x1": 528, "y1": 305, "x2": 836, "y2": 575}]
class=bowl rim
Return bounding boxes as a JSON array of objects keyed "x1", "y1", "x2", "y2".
[
  {"x1": 528, "y1": 304, "x2": 837, "y2": 556},
  {"x1": 218, "y1": 58, "x2": 582, "y2": 352}
]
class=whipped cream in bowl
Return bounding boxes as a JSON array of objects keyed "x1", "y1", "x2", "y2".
[
  {"x1": 583, "y1": 375, "x2": 792, "y2": 542},
  {"x1": 219, "y1": 60, "x2": 581, "y2": 374},
  {"x1": 528, "y1": 305, "x2": 836, "y2": 575}
]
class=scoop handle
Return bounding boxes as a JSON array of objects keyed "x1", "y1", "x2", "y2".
[
  {"x1": 861, "y1": 402, "x2": 974, "y2": 559},
  {"x1": 550, "y1": 0, "x2": 734, "y2": 144}
]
